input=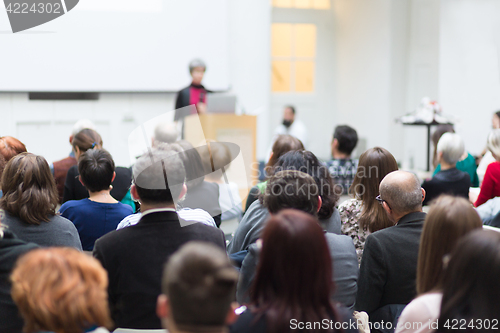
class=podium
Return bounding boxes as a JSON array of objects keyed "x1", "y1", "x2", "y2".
[{"x1": 184, "y1": 114, "x2": 258, "y2": 203}]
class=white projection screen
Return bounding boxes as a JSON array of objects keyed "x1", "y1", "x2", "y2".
[{"x1": 0, "y1": 0, "x2": 230, "y2": 92}]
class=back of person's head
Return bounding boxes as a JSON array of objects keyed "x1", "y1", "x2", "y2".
[
  {"x1": 431, "y1": 125, "x2": 455, "y2": 147},
  {"x1": 437, "y1": 230, "x2": 500, "y2": 331},
  {"x1": 160, "y1": 242, "x2": 238, "y2": 331},
  {"x1": 417, "y1": 195, "x2": 482, "y2": 295},
  {"x1": 436, "y1": 133, "x2": 464, "y2": 165},
  {"x1": 71, "y1": 119, "x2": 96, "y2": 137},
  {"x1": 351, "y1": 147, "x2": 399, "y2": 232},
  {"x1": 266, "y1": 135, "x2": 304, "y2": 172},
  {"x1": 154, "y1": 121, "x2": 178, "y2": 146},
  {"x1": 176, "y1": 140, "x2": 205, "y2": 189},
  {"x1": 78, "y1": 149, "x2": 115, "y2": 193},
  {"x1": 0, "y1": 136, "x2": 27, "y2": 162},
  {"x1": 251, "y1": 209, "x2": 340, "y2": 333},
  {"x1": 379, "y1": 170, "x2": 423, "y2": 216},
  {"x1": 197, "y1": 140, "x2": 233, "y2": 178},
  {"x1": 0, "y1": 154, "x2": 6, "y2": 187},
  {"x1": 487, "y1": 129, "x2": 500, "y2": 157},
  {"x1": 431, "y1": 125, "x2": 455, "y2": 168},
  {"x1": 133, "y1": 147, "x2": 186, "y2": 205},
  {"x1": 72, "y1": 128, "x2": 103, "y2": 153},
  {"x1": 11, "y1": 247, "x2": 112, "y2": 333},
  {"x1": 0, "y1": 153, "x2": 58, "y2": 224},
  {"x1": 333, "y1": 125, "x2": 358, "y2": 156},
  {"x1": 262, "y1": 170, "x2": 319, "y2": 217},
  {"x1": 273, "y1": 150, "x2": 338, "y2": 220}
]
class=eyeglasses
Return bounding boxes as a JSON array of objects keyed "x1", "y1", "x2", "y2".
[{"x1": 375, "y1": 195, "x2": 385, "y2": 205}]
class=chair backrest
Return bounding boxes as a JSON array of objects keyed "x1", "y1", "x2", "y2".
[{"x1": 483, "y1": 225, "x2": 500, "y2": 233}]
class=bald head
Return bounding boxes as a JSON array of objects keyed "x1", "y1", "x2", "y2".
[{"x1": 380, "y1": 171, "x2": 423, "y2": 215}]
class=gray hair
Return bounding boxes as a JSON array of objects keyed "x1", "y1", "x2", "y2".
[
  {"x1": 437, "y1": 132, "x2": 464, "y2": 165},
  {"x1": 487, "y1": 129, "x2": 500, "y2": 157},
  {"x1": 380, "y1": 171, "x2": 422, "y2": 215},
  {"x1": 153, "y1": 121, "x2": 178, "y2": 146},
  {"x1": 133, "y1": 147, "x2": 186, "y2": 203},
  {"x1": 189, "y1": 59, "x2": 206, "y2": 73}
]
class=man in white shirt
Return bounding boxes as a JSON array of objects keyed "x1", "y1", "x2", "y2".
[{"x1": 273, "y1": 106, "x2": 308, "y2": 148}]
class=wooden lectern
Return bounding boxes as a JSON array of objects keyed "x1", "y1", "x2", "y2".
[{"x1": 184, "y1": 114, "x2": 258, "y2": 203}]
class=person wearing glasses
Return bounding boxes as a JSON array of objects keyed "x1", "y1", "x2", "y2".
[{"x1": 356, "y1": 170, "x2": 426, "y2": 331}]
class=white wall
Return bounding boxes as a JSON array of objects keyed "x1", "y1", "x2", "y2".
[
  {"x1": 0, "y1": 0, "x2": 272, "y2": 166},
  {"x1": 333, "y1": 0, "x2": 411, "y2": 163},
  {"x1": 438, "y1": 0, "x2": 500, "y2": 156}
]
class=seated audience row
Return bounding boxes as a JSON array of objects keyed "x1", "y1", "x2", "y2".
[
  {"x1": 236, "y1": 170, "x2": 358, "y2": 308},
  {"x1": 338, "y1": 147, "x2": 398, "y2": 262},
  {"x1": 396, "y1": 195, "x2": 482, "y2": 333}
]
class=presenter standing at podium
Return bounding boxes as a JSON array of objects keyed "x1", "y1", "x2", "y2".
[{"x1": 174, "y1": 59, "x2": 211, "y2": 126}]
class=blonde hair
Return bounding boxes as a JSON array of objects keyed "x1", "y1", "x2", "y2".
[
  {"x1": 11, "y1": 248, "x2": 112, "y2": 333},
  {"x1": 487, "y1": 129, "x2": 500, "y2": 158}
]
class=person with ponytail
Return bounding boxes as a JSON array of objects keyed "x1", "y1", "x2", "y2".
[{"x1": 62, "y1": 129, "x2": 133, "y2": 210}]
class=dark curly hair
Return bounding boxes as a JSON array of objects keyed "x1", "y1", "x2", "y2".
[{"x1": 265, "y1": 150, "x2": 339, "y2": 220}]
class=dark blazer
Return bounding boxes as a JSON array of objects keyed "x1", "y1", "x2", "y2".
[
  {"x1": 0, "y1": 231, "x2": 38, "y2": 333},
  {"x1": 62, "y1": 165, "x2": 132, "y2": 203},
  {"x1": 174, "y1": 84, "x2": 211, "y2": 121},
  {"x1": 93, "y1": 210, "x2": 226, "y2": 329},
  {"x1": 356, "y1": 211, "x2": 426, "y2": 314},
  {"x1": 422, "y1": 168, "x2": 470, "y2": 205}
]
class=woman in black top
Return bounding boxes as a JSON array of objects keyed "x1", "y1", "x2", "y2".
[{"x1": 230, "y1": 209, "x2": 358, "y2": 333}]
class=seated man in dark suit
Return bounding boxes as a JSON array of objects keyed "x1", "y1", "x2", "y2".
[
  {"x1": 356, "y1": 170, "x2": 426, "y2": 331},
  {"x1": 237, "y1": 170, "x2": 359, "y2": 309},
  {"x1": 93, "y1": 147, "x2": 226, "y2": 330}
]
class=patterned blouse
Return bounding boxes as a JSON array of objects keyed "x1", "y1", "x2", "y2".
[{"x1": 338, "y1": 198, "x2": 370, "y2": 264}]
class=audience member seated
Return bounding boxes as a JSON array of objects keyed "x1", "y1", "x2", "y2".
[
  {"x1": 157, "y1": 242, "x2": 239, "y2": 333},
  {"x1": 338, "y1": 147, "x2": 399, "y2": 263},
  {"x1": 153, "y1": 120, "x2": 179, "y2": 146},
  {"x1": 11, "y1": 247, "x2": 113, "y2": 333},
  {"x1": 0, "y1": 217, "x2": 38, "y2": 333},
  {"x1": 52, "y1": 119, "x2": 96, "y2": 203},
  {"x1": 396, "y1": 195, "x2": 482, "y2": 333},
  {"x1": 476, "y1": 110, "x2": 500, "y2": 184},
  {"x1": 59, "y1": 149, "x2": 133, "y2": 251},
  {"x1": 475, "y1": 196, "x2": 500, "y2": 223},
  {"x1": 93, "y1": 147, "x2": 225, "y2": 329},
  {"x1": 0, "y1": 136, "x2": 26, "y2": 198},
  {"x1": 230, "y1": 209, "x2": 358, "y2": 333},
  {"x1": 356, "y1": 171, "x2": 426, "y2": 331},
  {"x1": 229, "y1": 150, "x2": 342, "y2": 255},
  {"x1": 175, "y1": 140, "x2": 223, "y2": 227},
  {"x1": 0, "y1": 136, "x2": 27, "y2": 162},
  {"x1": 327, "y1": 125, "x2": 359, "y2": 195},
  {"x1": 272, "y1": 105, "x2": 308, "y2": 147},
  {"x1": 0, "y1": 153, "x2": 82, "y2": 249},
  {"x1": 245, "y1": 134, "x2": 304, "y2": 211},
  {"x1": 431, "y1": 125, "x2": 478, "y2": 187},
  {"x1": 236, "y1": 171, "x2": 358, "y2": 308},
  {"x1": 63, "y1": 129, "x2": 133, "y2": 207},
  {"x1": 422, "y1": 133, "x2": 470, "y2": 205},
  {"x1": 473, "y1": 129, "x2": 500, "y2": 207},
  {"x1": 436, "y1": 230, "x2": 500, "y2": 332},
  {"x1": 199, "y1": 140, "x2": 243, "y2": 221}
]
